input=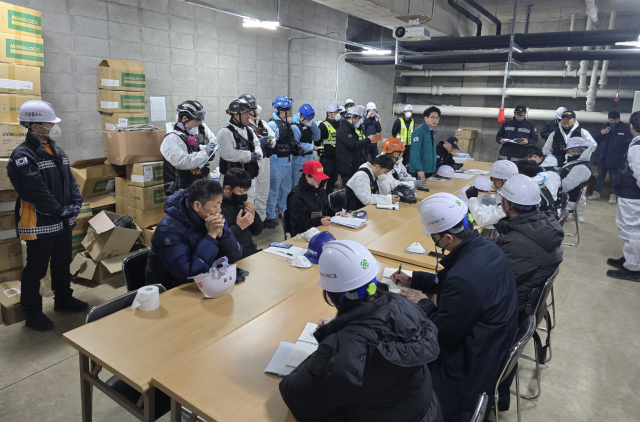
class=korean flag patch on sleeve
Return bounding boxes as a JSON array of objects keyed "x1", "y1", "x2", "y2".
[{"x1": 15, "y1": 157, "x2": 29, "y2": 168}]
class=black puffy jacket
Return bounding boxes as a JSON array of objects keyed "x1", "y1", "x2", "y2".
[
  {"x1": 411, "y1": 231, "x2": 518, "y2": 422},
  {"x1": 220, "y1": 196, "x2": 262, "y2": 259},
  {"x1": 280, "y1": 293, "x2": 443, "y2": 422},
  {"x1": 435, "y1": 142, "x2": 458, "y2": 169},
  {"x1": 336, "y1": 120, "x2": 369, "y2": 176},
  {"x1": 287, "y1": 175, "x2": 334, "y2": 236},
  {"x1": 495, "y1": 211, "x2": 563, "y2": 317}
]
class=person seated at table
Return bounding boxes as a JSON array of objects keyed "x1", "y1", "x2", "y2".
[
  {"x1": 436, "y1": 136, "x2": 462, "y2": 170},
  {"x1": 280, "y1": 240, "x2": 443, "y2": 422},
  {"x1": 220, "y1": 168, "x2": 262, "y2": 259},
  {"x1": 145, "y1": 179, "x2": 243, "y2": 290},
  {"x1": 345, "y1": 154, "x2": 399, "y2": 211},
  {"x1": 287, "y1": 160, "x2": 346, "y2": 236},
  {"x1": 377, "y1": 137, "x2": 426, "y2": 194},
  {"x1": 465, "y1": 160, "x2": 518, "y2": 229},
  {"x1": 393, "y1": 193, "x2": 518, "y2": 421},
  {"x1": 516, "y1": 159, "x2": 562, "y2": 218},
  {"x1": 559, "y1": 136, "x2": 594, "y2": 223}
]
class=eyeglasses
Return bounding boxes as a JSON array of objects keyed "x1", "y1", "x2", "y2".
[{"x1": 427, "y1": 115, "x2": 440, "y2": 120}]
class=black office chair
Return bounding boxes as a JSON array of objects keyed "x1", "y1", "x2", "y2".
[
  {"x1": 328, "y1": 189, "x2": 346, "y2": 212},
  {"x1": 85, "y1": 285, "x2": 171, "y2": 419},
  {"x1": 122, "y1": 249, "x2": 150, "y2": 292},
  {"x1": 470, "y1": 393, "x2": 489, "y2": 422},
  {"x1": 282, "y1": 208, "x2": 292, "y2": 240},
  {"x1": 494, "y1": 315, "x2": 536, "y2": 422}
]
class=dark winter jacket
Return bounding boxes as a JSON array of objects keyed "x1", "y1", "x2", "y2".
[
  {"x1": 280, "y1": 293, "x2": 443, "y2": 422},
  {"x1": 220, "y1": 196, "x2": 262, "y2": 259},
  {"x1": 411, "y1": 231, "x2": 518, "y2": 422},
  {"x1": 318, "y1": 119, "x2": 340, "y2": 159},
  {"x1": 7, "y1": 132, "x2": 83, "y2": 240},
  {"x1": 287, "y1": 175, "x2": 334, "y2": 236},
  {"x1": 593, "y1": 122, "x2": 632, "y2": 169},
  {"x1": 540, "y1": 119, "x2": 559, "y2": 141},
  {"x1": 363, "y1": 115, "x2": 382, "y2": 137},
  {"x1": 435, "y1": 141, "x2": 458, "y2": 169},
  {"x1": 145, "y1": 189, "x2": 242, "y2": 290},
  {"x1": 336, "y1": 120, "x2": 369, "y2": 177},
  {"x1": 496, "y1": 118, "x2": 539, "y2": 159},
  {"x1": 495, "y1": 211, "x2": 563, "y2": 317}
]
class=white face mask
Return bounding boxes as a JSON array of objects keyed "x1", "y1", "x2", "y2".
[
  {"x1": 290, "y1": 255, "x2": 312, "y2": 268},
  {"x1": 304, "y1": 120, "x2": 313, "y2": 127},
  {"x1": 303, "y1": 227, "x2": 320, "y2": 242},
  {"x1": 42, "y1": 123, "x2": 61, "y2": 140},
  {"x1": 404, "y1": 112, "x2": 412, "y2": 119},
  {"x1": 286, "y1": 116, "x2": 293, "y2": 124},
  {"x1": 354, "y1": 119, "x2": 363, "y2": 128},
  {"x1": 334, "y1": 113, "x2": 341, "y2": 122}
]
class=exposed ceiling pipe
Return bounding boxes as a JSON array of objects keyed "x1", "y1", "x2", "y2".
[
  {"x1": 397, "y1": 69, "x2": 640, "y2": 78},
  {"x1": 346, "y1": 49, "x2": 640, "y2": 65},
  {"x1": 461, "y1": 0, "x2": 501, "y2": 35},
  {"x1": 578, "y1": 18, "x2": 595, "y2": 93},
  {"x1": 585, "y1": 0, "x2": 599, "y2": 26},
  {"x1": 566, "y1": 13, "x2": 576, "y2": 71},
  {"x1": 586, "y1": 59, "x2": 601, "y2": 111},
  {"x1": 395, "y1": 85, "x2": 634, "y2": 99},
  {"x1": 447, "y1": 0, "x2": 482, "y2": 36},
  {"x1": 599, "y1": 11, "x2": 617, "y2": 89},
  {"x1": 391, "y1": 104, "x2": 630, "y2": 123}
]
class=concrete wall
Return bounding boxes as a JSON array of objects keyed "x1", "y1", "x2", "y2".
[{"x1": 9, "y1": 0, "x2": 395, "y2": 163}]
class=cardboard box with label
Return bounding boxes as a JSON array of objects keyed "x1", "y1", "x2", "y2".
[
  {"x1": 127, "y1": 186, "x2": 166, "y2": 212},
  {"x1": 0, "y1": 94, "x2": 41, "y2": 123},
  {"x1": 0, "y1": 122, "x2": 27, "y2": 157},
  {"x1": 127, "y1": 206, "x2": 164, "y2": 229},
  {"x1": 70, "y1": 247, "x2": 148, "y2": 285},
  {"x1": 0, "y1": 33, "x2": 43, "y2": 67},
  {"x1": 0, "y1": 212, "x2": 14, "y2": 243},
  {"x1": 454, "y1": 129, "x2": 478, "y2": 140},
  {"x1": 77, "y1": 194, "x2": 116, "y2": 220},
  {"x1": 0, "y1": 189, "x2": 17, "y2": 215},
  {"x1": 71, "y1": 217, "x2": 90, "y2": 258},
  {"x1": 0, "y1": 63, "x2": 40, "y2": 95},
  {"x1": 103, "y1": 129, "x2": 165, "y2": 166},
  {"x1": 143, "y1": 226, "x2": 156, "y2": 245},
  {"x1": 0, "y1": 2, "x2": 42, "y2": 38},
  {"x1": 101, "y1": 112, "x2": 149, "y2": 130},
  {"x1": 0, "y1": 280, "x2": 23, "y2": 325},
  {"x1": 457, "y1": 138, "x2": 475, "y2": 156},
  {"x1": 97, "y1": 89, "x2": 145, "y2": 113},
  {"x1": 70, "y1": 158, "x2": 122, "y2": 199},
  {"x1": 0, "y1": 158, "x2": 11, "y2": 190},
  {"x1": 0, "y1": 239, "x2": 21, "y2": 272},
  {"x1": 98, "y1": 59, "x2": 145, "y2": 92},
  {"x1": 126, "y1": 161, "x2": 163, "y2": 187},
  {"x1": 81, "y1": 211, "x2": 142, "y2": 261}
]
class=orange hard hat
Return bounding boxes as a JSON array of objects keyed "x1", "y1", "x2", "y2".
[{"x1": 382, "y1": 137, "x2": 405, "y2": 154}]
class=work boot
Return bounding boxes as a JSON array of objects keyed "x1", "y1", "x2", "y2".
[
  {"x1": 588, "y1": 191, "x2": 600, "y2": 200},
  {"x1": 607, "y1": 267, "x2": 640, "y2": 282},
  {"x1": 54, "y1": 296, "x2": 89, "y2": 313},
  {"x1": 25, "y1": 312, "x2": 55, "y2": 332},
  {"x1": 607, "y1": 257, "x2": 626, "y2": 269},
  {"x1": 263, "y1": 219, "x2": 279, "y2": 229},
  {"x1": 609, "y1": 194, "x2": 617, "y2": 205}
]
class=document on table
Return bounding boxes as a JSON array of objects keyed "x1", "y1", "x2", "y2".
[
  {"x1": 285, "y1": 322, "x2": 319, "y2": 368},
  {"x1": 263, "y1": 246, "x2": 307, "y2": 259},
  {"x1": 265, "y1": 341, "x2": 296, "y2": 377},
  {"x1": 428, "y1": 177, "x2": 447, "y2": 182},
  {"x1": 376, "y1": 202, "x2": 399, "y2": 210},
  {"x1": 453, "y1": 173, "x2": 475, "y2": 180},
  {"x1": 465, "y1": 169, "x2": 489, "y2": 175},
  {"x1": 331, "y1": 216, "x2": 367, "y2": 229},
  {"x1": 381, "y1": 267, "x2": 413, "y2": 293}
]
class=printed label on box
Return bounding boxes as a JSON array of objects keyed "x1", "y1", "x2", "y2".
[
  {"x1": 121, "y1": 73, "x2": 145, "y2": 89},
  {"x1": 5, "y1": 38, "x2": 43, "y2": 63},
  {"x1": 92, "y1": 179, "x2": 114, "y2": 194},
  {"x1": 120, "y1": 95, "x2": 145, "y2": 111},
  {"x1": 154, "y1": 190, "x2": 166, "y2": 204},
  {"x1": 143, "y1": 166, "x2": 152, "y2": 182},
  {"x1": 8, "y1": 10, "x2": 41, "y2": 36},
  {"x1": 0, "y1": 78, "x2": 33, "y2": 91},
  {"x1": 101, "y1": 101, "x2": 118, "y2": 109},
  {"x1": 101, "y1": 78, "x2": 120, "y2": 87},
  {"x1": 131, "y1": 175, "x2": 145, "y2": 183},
  {"x1": 117, "y1": 118, "x2": 128, "y2": 127}
]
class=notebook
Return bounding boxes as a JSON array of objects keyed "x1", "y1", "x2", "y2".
[
  {"x1": 265, "y1": 341, "x2": 296, "y2": 377},
  {"x1": 285, "y1": 322, "x2": 319, "y2": 368},
  {"x1": 331, "y1": 216, "x2": 367, "y2": 229},
  {"x1": 376, "y1": 202, "x2": 399, "y2": 210},
  {"x1": 381, "y1": 267, "x2": 413, "y2": 293}
]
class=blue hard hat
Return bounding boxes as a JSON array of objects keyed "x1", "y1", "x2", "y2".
[
  {"x1": 305, "y1": 231, "x2": 336, "y2": 264},
  {"x1": 299, "y1": 103, "x2": 315, "y2": 120},
  {"x1": 273, "y1": 96, "x2": 294, "y2": 110}
]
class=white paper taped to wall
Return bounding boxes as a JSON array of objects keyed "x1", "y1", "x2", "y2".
[{"x1": 150, "y1": 97, "x2": 166, "y2": 122}]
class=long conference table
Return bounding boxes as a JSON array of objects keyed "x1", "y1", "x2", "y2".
[{"x1": 63, "y1": 160, "x2": 493, "y2": 422}]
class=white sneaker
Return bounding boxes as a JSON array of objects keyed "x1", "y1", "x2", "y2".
[{"x1": 578, "y1": 215, "x2": 585, "y2": 223}]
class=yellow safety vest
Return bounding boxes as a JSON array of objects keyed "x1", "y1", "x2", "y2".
[
  {"x1": 355, "y1": 127, "x2": 366, "y2": 141},
  {"x1": 399, "y1": 118, "x2": 414, "y2": 145},
  {"x1": 321, "y1": 121, "x2": 337, "y2": 146}
]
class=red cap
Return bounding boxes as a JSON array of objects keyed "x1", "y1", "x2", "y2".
[{"x1": 302, "y1": 160, "x2": 329, "y2": 181}]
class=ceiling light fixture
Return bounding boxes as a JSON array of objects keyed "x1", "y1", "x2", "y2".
[
  {"x1": 615, "y1": 35, "x2": 640, "y2": 47},
  {"x1": 362, "y1": 48, "x2": 392, "y2": 55},
  {"x1": 242, "y1": 18, "x2": 280, "y2": 30}
]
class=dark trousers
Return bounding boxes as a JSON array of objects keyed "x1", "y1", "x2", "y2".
[
  {"x1": 366, "y1": 144, "x2": 379, "y2": 164},
  {"x1": 402, "y1": 144, "x2": 411, "y2": 166},
  {"x1": 340, "y1": 173, "x2": 353, "y2": 189},
  {"x1": 21, "y1": 231, "x2": 73, "y2": 315},
  {"x1": 320, "y1": 156, "x2": 339, "y2": 194},
  {"x1": 594, "y1": 164, "x2": 619, "y2": 195}
]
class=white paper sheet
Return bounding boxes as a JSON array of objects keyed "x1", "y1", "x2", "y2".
[
  {"x1": 285, "y1": 341, "x2": 318, "y2": 368},
  {"x1": 453, "y1": 173, "x2": 475, "y2": 179},
  {"x1": 297, "y1": 322, "x2": 319, "y2": 345},
  {"x1": 464, "y1": 169, "x2": 489, "y2": 175},
  {"x1": 381, "y1": 267, "x2": 413, "y2": 293},
  {"x1": 263, "y1": 246, "x2": 307, "y2": 259},
  {"x1": 331, "y1": 216, "x2": 367, "y2": 229},
  {"x1": 265, "y1": 341, "x2": 296, "y2": 377},
  {"x1": 150, "y1": 96, "x2": 166, "y2": 122}
]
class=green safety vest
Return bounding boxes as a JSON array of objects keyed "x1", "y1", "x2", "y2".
[
  {"x1": 355, "y1": 127, "x2": 366, "y2": 141},
  {"x1": 321, "y1": 121, "x2": 337, "y2": 146},
  {"x1": 399, "y1": 118, "x2": 414, "y2": 145}
]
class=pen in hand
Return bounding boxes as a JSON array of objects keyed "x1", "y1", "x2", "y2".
[{"x1": 395, "y1": 264, "x2": 402, "y2": 284}]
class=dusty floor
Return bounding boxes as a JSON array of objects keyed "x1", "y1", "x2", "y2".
[{"x1": 1, "y1": 197, "x2": 639, "y2": 421}]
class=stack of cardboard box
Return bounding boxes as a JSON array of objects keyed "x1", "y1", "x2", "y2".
[
  {"x1": 124, "y1": 161, "x2": 166, "y2": 229},
  {"x1": 454, "y1": 129, "x2": 479, "y2": 156}
]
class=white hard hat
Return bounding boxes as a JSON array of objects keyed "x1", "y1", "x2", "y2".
[
  {"x1": 19, "y1": 100, "x2": 61, "y2": 124},
  {"x1": 191, "y1": 263, "x2": 237, "y2": 298},
  {"x1": 490, "y1": 160, "x2": 519, "y2": 180},
  {"x1": 338, "y1": 106, "x2": 346, "y2": 113},
  {"x1": 436, "y1": 165, "x2": 455, "y2": 178},
  {"x1": 366, "y1": 102, "x2": 376, "y2": 110},
  {"x1": 472, "y1": 176, "x2": 492, "y2": 191},
  {"x1": 347, "y1": 105, "x2": 365, "y2": 117},
  {"x1": 419, "y1": 193, "x2": 469, "y2": 235},
  {"x1": 403, "y1": 104, "x2": 413, "y2": 112},
  {"x1": 542, "y1": 155, "x2": 558, "y2": 167},
  {"x1": 326, "y1": 102, "x2": 339, "y2": 113},
  {"x1": 499, "y1": 174, "x2": 541, "y2": 206},
  {"x1": 317, "y1": 240, "x2": 380, "y2": 293},
  {"x1": 345, "y1": 98, "x2": 355, "y2": 105},
  {"x1": 566, "y1": 136, "x2": 589, "y2": 149},
  {"x1": 555, "y1": 107, "x2": 567, "y2": 119}
]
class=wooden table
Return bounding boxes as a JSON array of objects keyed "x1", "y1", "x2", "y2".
[
  {"x1": 416, "y1": 160, "x2": 493, "y2": 200},
  {"x1": 150, "y1": 256, "x2": 435, "y2": 422},
  {"x1": 63, "y1": 251, "x2": 327, "y2": 422}
]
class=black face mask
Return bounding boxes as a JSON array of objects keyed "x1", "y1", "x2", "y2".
[
  {"x1": 567, "y1": 154, "x2": 580, "y2": 162},
  {"x1": 230, "y1": 192, "x2": 248, "y2": 206}
]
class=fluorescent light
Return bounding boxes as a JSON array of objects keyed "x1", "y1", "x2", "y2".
[
  {"x1": 242, "y1": 18, "x2": 279, "y2": 30},
  {"x1": 362, "y1": 48, "x2": 392, "y2": 55},
  {"x1": 616, "y1": 35, "x2": 640, "y2": 47}
]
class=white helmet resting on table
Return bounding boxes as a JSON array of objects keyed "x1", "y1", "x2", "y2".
[
  {"x1": 366, "y1": 102, "x2": 377, "y2": 111},
  {"x1": 490, "y1": 160, "x2": 519, "y2": 180},
  {"x1": 19, "y1": 100, "x2": 61, "y2": 126},
  {"x1": 499, "y1": 174, "x2": 541, "y2": 206},
  {"x1": 419, "y1": 193, "x2": 470, "y2": 235},
  {"x1": 318, "y1": 240, "x2": 380, "y2": 301},
  {"x1": 436, "y1": 165, "x2": 455, "y2": 179}
]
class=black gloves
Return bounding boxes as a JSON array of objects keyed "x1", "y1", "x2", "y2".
[{"x1": 465, "y1": 187, "x2": 479, "y2": 199}]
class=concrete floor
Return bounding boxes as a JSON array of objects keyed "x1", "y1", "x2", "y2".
[{"x1": 1, "y1": 198, "x2": 639, "y2": 421}]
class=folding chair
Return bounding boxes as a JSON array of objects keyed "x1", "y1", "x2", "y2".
[
  {"x1": 328, "y1": 189, "x2": 347, "y2": 212},
  {"x1": 494, "y1": 315, "x2": 536, "y2": 422},
  {"x1": 561, "y1": 187, "x2": 586, "y2": 247},
  {"x1": 470, "y1": 393, "x2": 489, "y2": 422},
  {"x1": 122, "y1": 249, "x2": 150, "y2": 292}
]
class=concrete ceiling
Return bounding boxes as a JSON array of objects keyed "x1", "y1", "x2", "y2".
[{"x1": 477, "y1": 0, "x2": 640, "y2": 21}]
